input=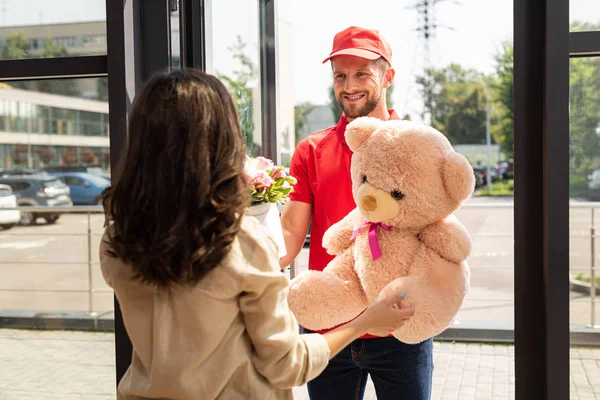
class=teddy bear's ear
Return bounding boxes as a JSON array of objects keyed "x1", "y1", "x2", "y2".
[
  {"x1": 345, "y1": 117, "x2": 382, "y2": 151},
  {"x1": 443, "y1": 151, "x2": 476, "y2": 203}
]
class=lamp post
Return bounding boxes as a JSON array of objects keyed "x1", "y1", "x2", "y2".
[{"x1": 478, "y1": 79, "x2": 493, "y2": 195}]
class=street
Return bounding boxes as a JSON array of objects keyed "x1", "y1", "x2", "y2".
[{"x1": 0, "y1": 196, "x2": 599, "y2": 328}]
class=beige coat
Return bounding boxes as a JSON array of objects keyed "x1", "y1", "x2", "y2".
[{"x1": 100, "y1": 216, "x2": 330, "y2": 400}]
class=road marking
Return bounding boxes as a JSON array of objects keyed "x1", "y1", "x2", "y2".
[{"x1": 0, "y1": 237, "x2": 56, "y2": 250}]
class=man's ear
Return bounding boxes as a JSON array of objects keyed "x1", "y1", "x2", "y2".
[
  {"x1": 384, "y1": 67, "x2": 395, "y2": 88},
  {"x1": 345, "y1": 117, "x2": 382, "y2": 152}
]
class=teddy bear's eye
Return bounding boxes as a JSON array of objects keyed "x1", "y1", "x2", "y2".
[
  {"x1": 391, "y1": 190, "x2": 404, "y2": 200},
  {"x1": 362, "y1": 175, "x2": 368, "y2": 184}
]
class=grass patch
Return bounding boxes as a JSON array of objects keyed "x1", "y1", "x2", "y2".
[
  {"x1": 574, "y1": 272, "x2": 600, "y2": 287},
  {"x1": 475, "y1": 179, "x2": 514, "y2": 196}
]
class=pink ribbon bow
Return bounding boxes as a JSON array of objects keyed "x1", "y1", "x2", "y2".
[{"x1": 350, "y1": 220, "x2": 392, "y2": 260}]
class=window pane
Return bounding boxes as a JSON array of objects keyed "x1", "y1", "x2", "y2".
[
  {"x1": 278, "y1": 1, "x2": 516, "y2": 397},
  {"x1": 209, "y1": 1, "x2": 261, "y2": 156},
  {"x1": 171, "y1": 10, "x2": 180, "y2": 68},
  {"x1": 570, "y1": 57, "x2": 600, "y2": 399},
  {"x1": 0, "y1": 76, "x2": 113, "y2": 396},
  {"x1": 571, "y1": 0, "x2": 600, "y2": 32},
  {"x1": 0, "y1": 0, "x2": 106, "y2": 60},
  {"x1": 0, "y1": 78, "x2": 111, "y2": 313}
]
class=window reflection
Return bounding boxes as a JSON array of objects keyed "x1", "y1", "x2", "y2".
[{"x1": 209, "y1": 2, "x2": 262, "y2": 156}]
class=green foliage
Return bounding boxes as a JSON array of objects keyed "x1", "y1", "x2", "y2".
[
  {"x1": 249, "y1": 165, "x2": 297, "y2": 205},
  {"x1": 492, "y1": 41, "x2": 514, "y2": 158},
  {"x1": 0, "y1": 33, "x2": 75, "y2": 97},
  {"x1": 476, "y1": 179, "x2": 514, "y2": 197},
  {"x1": 1, "y1": 32, "x2": 30, "y2": 59},
  {"x1": 294, "y1": 102, "x2": 316, "y2": 145},
  {"x1": 416, "y1": 64, "x2": 498, "y2": 146},
  {"x1": 217, "y1": 36, "x2": 261, "y2": 157}
]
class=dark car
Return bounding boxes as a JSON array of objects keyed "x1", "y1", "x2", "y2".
[
  {"x1": 472, "y1": 166, "x2": 487, "y2": 188},
  {"x1": 49, "y1": 172, "x2": 110, "y2": 205},
  {"x1": 0, "y1": 175, "x2": 72, "y2": 225}
]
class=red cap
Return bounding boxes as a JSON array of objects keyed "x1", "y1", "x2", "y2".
[{"x1": 322, "y1": 26, "x2": 392, "y2": 66}]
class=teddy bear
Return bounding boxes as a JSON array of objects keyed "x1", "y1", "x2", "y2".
[{"x1": 287, "y1": 117, "x2": 474, "y2": 344}]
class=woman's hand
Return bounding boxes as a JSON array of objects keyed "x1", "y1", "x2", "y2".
[{"x1": 351, "y1": 293, "x2": 415, "y2": 336}]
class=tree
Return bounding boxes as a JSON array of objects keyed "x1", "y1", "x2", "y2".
[
  {"x1": 217, "y1": 36, "x2": 261, "y2": 156},
  {"x1": 416, "y1": 64, "x2": 497, "y2": 145},
  {"x1": 569, "y1": 52, "x2": 600, "y2": 190},
  {"x1": 294, "y1": 102, "x2": 316, "y2": 145},
  {"x1": 37, "y1": 147, "x2": 55, "y2": 164},
  {"x1": 61, "y1": 148, "x2": 77, "y2": 165},
  {"x1": 490, "y1": 22, "x2": 600, "y2": 181},
  {"x1": 1, "y1": 33, "x2": 74, "y2": 97},
  {"x1": 492, "y1": 41, "x2": 514, "y2": 159},
  {"x1": 1, "y1": 33, "x2": 30, "y2": 59},
  {"x1": 327, "y1": 81, "x2": 395, "y2": 121}
]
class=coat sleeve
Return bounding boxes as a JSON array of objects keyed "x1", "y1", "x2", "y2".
[{"x1": 238, "y1": 220, "x2": 330, "y2": 389}]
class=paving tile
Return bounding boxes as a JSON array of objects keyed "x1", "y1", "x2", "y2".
[{"x1": 3, "y1": 329, "x2": 600, "y2": 399}]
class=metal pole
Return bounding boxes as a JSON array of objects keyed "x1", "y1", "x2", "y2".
[
  {"x1": 591, "y1": 208, "x2": 596, "y2": 327},
  {"x1": 87, "y1": 212, "x2": 94, "y2": 315},
  {"x1": 480, "y1": 81, "x2": 493, "y2": 195},
  {"x1": 289, "y1": 259, "x2": 296, "y2": 280}
]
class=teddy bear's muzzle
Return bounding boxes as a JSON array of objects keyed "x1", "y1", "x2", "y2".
[{"x1": 362, "y1": 195, "x2": 378, "y2": 211}]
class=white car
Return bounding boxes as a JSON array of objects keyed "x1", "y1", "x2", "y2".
[{"x1": 0, "y1": 184, "x2": 21, "y2": 230}]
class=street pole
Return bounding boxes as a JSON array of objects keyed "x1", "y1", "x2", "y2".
[{"x1": 480, "y1": 80, "x2": 493, "y2": 195}]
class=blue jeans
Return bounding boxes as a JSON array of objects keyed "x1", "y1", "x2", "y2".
[{"x1": 305, "y1": 330, "x2": 434, "y2": 400}]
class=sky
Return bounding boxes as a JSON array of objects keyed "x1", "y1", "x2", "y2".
[
  {"x1": 210, "y1": 0, "x2": 600, "y2": 120},
  {"x1": 2, "y1": 0, "x2": 599, "y2": 119}
]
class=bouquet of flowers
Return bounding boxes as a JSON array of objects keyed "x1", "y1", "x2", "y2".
[
  {"x1": 244, "y1": 156, "x2": 297, "y2": 258},
  {"x1": 245, "y1": 155, "x2": 297, "y2": 206}
]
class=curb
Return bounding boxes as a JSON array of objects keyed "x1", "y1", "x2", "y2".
[
  {"x1": 0, "y1": 310, "x2": 114, "y2": 331},
  {"x1": 570, "y1": 275, "x2": 600, "y2": 296}
]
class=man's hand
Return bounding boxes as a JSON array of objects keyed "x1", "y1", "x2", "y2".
[{"x1": 279, "y1": 201, "x2": 312, "y2": 269}]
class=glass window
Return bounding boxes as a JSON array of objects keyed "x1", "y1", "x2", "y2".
[
  {"x1": 570, "y1": 56, "x2": 600, "y2": 323},
  {"x1": 0, "y1": 78, "x2": 109, "y2": 145},
  {"x1": 171, "y1": 11, "x2": 180, "y2": 69},
  {"x1": 277, "y1": 1, "x2": 516, "y2": 396},
  {"x1": 0, "y1": 77, "x2": 112, "y2": 328},
  {"x1": 571, "y1": 0, "x2": 600, "y2": 32},
  {"x1": 209, "y1": 0, "x2": 262, "y2": 156},
  {"x1": 569, "y1": 54, "x2": 600, "y2": 398},
  {"x1": 0, "y1": 0, "x2": 106, "y2": 60}
]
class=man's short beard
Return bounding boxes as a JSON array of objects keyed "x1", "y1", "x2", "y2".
[{"x1": 337, "y1": 91, "x2": 383, "y2": 119}]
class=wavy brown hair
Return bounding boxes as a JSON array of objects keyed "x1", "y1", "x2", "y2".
[{"x1": 102, "y1": 69, "x2": 249, "y2": 287}]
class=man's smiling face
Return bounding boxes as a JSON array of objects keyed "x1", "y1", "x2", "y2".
[{"x1": 331, "y1": 55, "x2": 388, "y2": 120}]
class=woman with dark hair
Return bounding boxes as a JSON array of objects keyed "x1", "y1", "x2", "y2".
[{"x1": 100, "y1": 69, "x2": 414, "y2": 400}]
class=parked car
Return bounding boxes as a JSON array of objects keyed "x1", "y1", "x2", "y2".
[
  {"x1": 43, "y1": 164, "x2": 105, "y2": 177},
  {"x1": 0, "y1": 175, "x2": 72, "y2": 225},
  {"x1": 0, "y1": 184, "x2": 20, "y2": 230},
  {"x1": 0, "y1": 168, "x2": 42, "y2": 177},
  {"x1": 472, "y1": 166, "x2": 490, "y2": 188},
  {"x1": 49, "y1": 172, "x2": 110, "y2": 205}
]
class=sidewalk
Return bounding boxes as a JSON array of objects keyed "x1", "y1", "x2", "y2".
[{"x1": 1, "y1": 329, "x2": 599, "y2": 399}]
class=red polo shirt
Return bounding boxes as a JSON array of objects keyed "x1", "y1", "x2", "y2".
[{"x1": 289, "y1": 109, "x2": 400, "y2": 338}]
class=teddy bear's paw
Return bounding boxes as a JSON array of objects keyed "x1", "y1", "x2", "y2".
[
  {"x1": 377, "y1": 277, "x2": 412, "y2": 302},
  {"x1": 322, "y1": 228, "x2": 352, "y2": 256},
  {"x1": 288, "y1": 271, "x2": 366, "y2": 330},
  {"x1": 390, "y1": 311, "x2": 450, "y2": 344},
  {"x1": 392, "y1": 313, "x2": 444, "y2": 344}
]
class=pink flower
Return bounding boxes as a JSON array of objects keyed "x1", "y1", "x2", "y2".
[
  {"x1": 271, "y1": 170, "x2": 284, "y2": 179},
  {"x1": 255, "y1": 156, "x2": 274, "y2": 172},
  {"x1": 253, "y1": 172, "x2": 273, "y2": 189}
]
